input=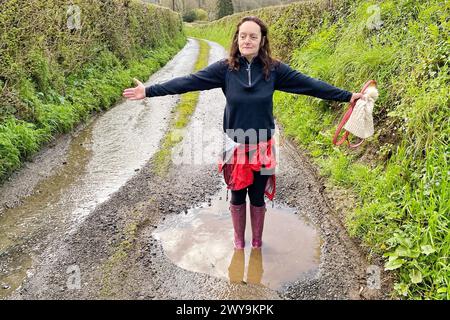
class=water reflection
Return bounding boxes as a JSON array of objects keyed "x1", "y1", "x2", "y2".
[{"x1": 228, "y1": 248, "x2": 264, "y2": 285}]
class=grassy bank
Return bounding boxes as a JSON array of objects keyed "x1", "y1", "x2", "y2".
[
  {"x1": 0, "y1": 0, "x2": 185, "y2": 182},
  {"x1": 185, "y1": 0, "x2": 449, "y2": 299}
]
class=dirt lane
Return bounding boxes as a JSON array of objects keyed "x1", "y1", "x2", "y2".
[{"x1": 3, "y1": 38, "x2": 391, "y2": 300}]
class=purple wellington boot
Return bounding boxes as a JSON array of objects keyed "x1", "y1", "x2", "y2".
[
  {"x1": 229, "y1": 202, "x2": 246, "y2": 249},
  {"x1": 250, "y1": 203, "x2": 266, "y2": 248}
]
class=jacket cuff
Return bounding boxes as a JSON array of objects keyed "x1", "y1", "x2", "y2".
[
  {"x1": 344, "y1": 91, "x2": 352, "y2": 102},
  {"x1": 145, "y1": 86, "x2": 152, "y2": 98}
]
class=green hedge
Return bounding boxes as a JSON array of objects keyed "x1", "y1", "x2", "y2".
[
  {"x1": 0, "y1": 0, "x2": 186, "y2": 180},
  {"x1": 185, "y1": 0, "x2": 449, "y2": 299}
]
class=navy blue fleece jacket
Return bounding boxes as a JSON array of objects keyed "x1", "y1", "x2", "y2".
[{"x1": 145, "y1": 54, "x2": 352, "y2": 143}]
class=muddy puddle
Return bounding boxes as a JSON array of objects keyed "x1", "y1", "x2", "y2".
[{"x1": 152, "y1": 186, "x2": 322, "y2": 290}]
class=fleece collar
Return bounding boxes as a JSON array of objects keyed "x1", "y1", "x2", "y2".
[{"x1": 238, "y1": 53, "x2": 260, "y2": 65}]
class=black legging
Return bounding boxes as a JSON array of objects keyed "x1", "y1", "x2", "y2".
[{"x1": 231, "y1": 170, "x2": 269, "y2": 207}]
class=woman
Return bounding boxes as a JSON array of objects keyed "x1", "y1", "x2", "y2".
[{"x1": 123, "y1": 16, "x2": 362, "y2": 250}]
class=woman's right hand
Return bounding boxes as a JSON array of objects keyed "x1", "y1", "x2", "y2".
[
  {"x1": 350, "y1": 92, "x2": 363, "y2": 104},
  {"x1": 122, "y1": 78, "x2": 146, "y2": 100}
]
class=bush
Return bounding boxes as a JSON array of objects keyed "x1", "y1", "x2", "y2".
[
  {"x1": 183, "y1": 9, "x2": 197, "y2": 23},
  {"x1": 194, "y1": 8, "x2": 208, "y2": 21}
]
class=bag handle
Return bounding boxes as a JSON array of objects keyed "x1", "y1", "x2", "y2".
[{"x1": 332, "y1": 80, "x2": 377, "y2": 149}]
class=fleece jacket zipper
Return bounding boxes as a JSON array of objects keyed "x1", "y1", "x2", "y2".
[{"x1": 246, "y1": 61, "x2": 252, "y2": 86}]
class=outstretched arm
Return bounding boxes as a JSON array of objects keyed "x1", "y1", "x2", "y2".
[
  {"x1": 275, "y1": 62, "x2": 361, "y2": 103},
  {"x1": 122, "y1": 59, "x2": 227, "y2": 100}
]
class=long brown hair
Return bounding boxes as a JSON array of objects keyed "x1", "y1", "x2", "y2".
[{"x1": 226, "y1": 16, "x2": 280, "y2": 81}]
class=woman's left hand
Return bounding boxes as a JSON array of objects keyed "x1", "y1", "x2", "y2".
[{"x1": 350, "y1": 92, "x2": 364, "y2": 104}]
